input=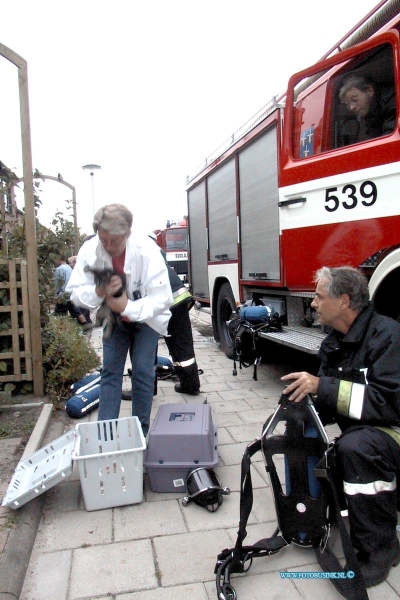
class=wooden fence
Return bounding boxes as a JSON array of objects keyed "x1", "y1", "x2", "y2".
[{"x1": 0, "y1": 258, "x2": 33, "y2": 382}]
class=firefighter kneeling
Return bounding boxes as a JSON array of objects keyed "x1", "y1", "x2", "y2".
[{"x1": 282, "y1": 266, "x2": 400, "y2": 588}]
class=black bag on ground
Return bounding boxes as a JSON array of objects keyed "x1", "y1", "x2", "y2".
[{"x1": 228, "y1": 301, "x2": 281, "y2": 380}]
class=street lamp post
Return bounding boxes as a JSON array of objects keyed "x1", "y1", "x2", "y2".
[{"x1": 82, "y1": 164, "x2": 101, "y2": 217}]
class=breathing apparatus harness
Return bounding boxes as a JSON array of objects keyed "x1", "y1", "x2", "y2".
[{"x1": 214, "y1": 394, "x2": 368, "y2": 600}]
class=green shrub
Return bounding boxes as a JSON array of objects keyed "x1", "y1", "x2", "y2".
[{"x1": 42, "y1": 316, "x2": 101, "y2": 407}]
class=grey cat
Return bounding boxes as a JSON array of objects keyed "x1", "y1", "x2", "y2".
[{"x1": 83, "y1": 267, "x2": 127, "y2": 340}]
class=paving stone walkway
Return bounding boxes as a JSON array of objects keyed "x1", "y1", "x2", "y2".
[{"x1": 3, "y1": 312, "x2": 400, "y2": 600}]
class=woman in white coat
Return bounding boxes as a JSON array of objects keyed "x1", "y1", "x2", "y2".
[{"x1": 67, "y1": 203, "x2": 173, "y2": 436}]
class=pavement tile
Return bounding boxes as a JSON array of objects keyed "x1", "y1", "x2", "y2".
[
  {"x1": 116, "y1": 582, "x2": 209, "y2": 599},
  {"x1": 217, "y1": 389, "x2": 260, "y2": 402},
  {"x1": 236, "y1": 407, "x2": 274, "y2": 424},
  {"x1": 13, "y1": 314, "x2": 400, "y2": 600},
  {"x1": 215, "y1": 462, "x2": 268, "y2": 492},
  {"x1": 154, "y1": 529, "x2": 232, "y2": 587},
  {"x1": 150, "y1": 397, "x2": 190, "y2": 416},
  {"x1": 198, "y1": 382, "x2": 233, "y2": 393},
  {"x1": 244, "y1": 396, "x2": 282, "y2": 410},
  {"x1": 227, "y1": 422, "x2": 265, "y2": 443},
  {"x1": 70, "y1": 539, "x2": 157, "y2": 599},
  {"x1": 388, "y1": 564, "x2": 400, "y2": 595},
  {"x1": 224, "y1": 380, "x2": 270, "y2": 391},
  {"x1": 202, "y1": 374, "x2": 251, "y2": 385},
  {"x1": 209, "y1": 399, "x2": 253, "y2": 413},
  {"x1": 43, "y1": 479, "x2": 81, "y2": 512},
  {"x1": 197, "y1": 368, "x2": 217, "y2": 379},
  {"x1": 144, "y1": 485, "x2": 185, "y2": 503},
  {"x1": 211, "y1": 411, "x2": 246, "y2": 427},
  {"x1": 218, "y1": 442, "x2": 247, "y2": 466},
  {"x1": 20, "y1": 549, "x2": 72, "y2": 600},
  {"x1": 209, "y1": 366, "x2": 242, "y2": 375},
  {"x1": 114, "y1": 499, "x2": 187, "y2": 540},
  {"x1": 218, "y1": 442, "x2": 252, "y2": 466},
  {"x1": 183, "y1": 491, "x2": 257, "y2": 532},
  {"x1": 161, "y1": 387, "x2": 184, "y2": 397},
  {"x1": 161, "y1": 388, "x2": 210, "y2": 400},
  {"x1": 215, "y1": 427, "x2": 235, "y2": 445},
  {"x1": 154, "y1": 379, "x2": 174, "y2": 390},
  {"x1": 34, "y1": 506, "x2": 113, "y2": 551},
  {"x1": 253, "y1": 382, "x2": 287, "y2": 395},
  {"x1": 198, "y1": 392, "x2": 230, "y2": 403},
  {"x1": 251, "y1": 486, "x2": 279, "y2": 523},
  {"x1": 191, "y1": 358, "x2": 224, "y2": 368}
]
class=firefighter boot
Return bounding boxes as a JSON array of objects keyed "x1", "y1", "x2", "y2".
[
  {"x1": 174, "y1": 361, "x2": 201, "y2": 395},
  {"x1": 356, "y1": 538, "x2": 400, "y2": 587}
]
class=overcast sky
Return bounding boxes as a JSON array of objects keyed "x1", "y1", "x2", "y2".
[{"x1": 1, "y1": 0, "x2": 380, "y2": 236}]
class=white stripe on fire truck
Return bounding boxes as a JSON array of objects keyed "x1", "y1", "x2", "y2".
[{"x1": 279, "y1": 161, "x2": 400, "y2": 231}]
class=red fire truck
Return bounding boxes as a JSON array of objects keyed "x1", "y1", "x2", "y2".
[
  {"x1": 154, "y1": 219, "x2": 188, "y2": 282},
  {"x1": 186, "y1": 0, "x2": 400, "y2": 358}
]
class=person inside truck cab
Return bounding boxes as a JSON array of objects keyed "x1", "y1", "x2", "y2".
[{"x1": 339, "y1": 74, "x2": 396, "y2": 142}]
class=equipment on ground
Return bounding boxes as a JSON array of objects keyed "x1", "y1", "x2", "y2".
[
  {"x1": 182, "y1": 467, "x2": 230, "y2": 512},
  {"x1": 144, "y1": 402, "x2": 218, "y2": 493},
  {"x1": 65, "y1": 372, "x2": 101, "y2": 418},
  {"x1": 228, "y1": 302, "x2": 281, "y2": 380},
  {"x1": 214, "y1": 393, "x2": 368, "y2": 600}
]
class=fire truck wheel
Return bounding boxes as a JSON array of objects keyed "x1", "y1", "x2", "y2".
[{"x1": 216, "y1": 282, "x2": 236, "y2": 359}]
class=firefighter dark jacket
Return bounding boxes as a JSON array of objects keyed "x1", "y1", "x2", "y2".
[{"x1": 315, "y1": 302, "x2": 400, "y2": 435}]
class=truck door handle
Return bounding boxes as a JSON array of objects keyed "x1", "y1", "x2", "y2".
[{"x1": 279, "y1": 197, "x2": 307, "y2": 207}]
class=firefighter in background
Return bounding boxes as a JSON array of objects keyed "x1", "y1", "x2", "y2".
[
  {"x1": 150, "y1": 232, "x2": 201, "y2": 395},
  {"x1": 281, "y1": 266, "x2": 400, "y2": 588},
  {"x1": 164, "y1": 259, "x2": 201, "y2": 395}
]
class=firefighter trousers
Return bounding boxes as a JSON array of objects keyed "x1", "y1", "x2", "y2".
[
  {"x1": 335, "y1": 425, "x2": 400, "y2": 553},
  {"x1": 165, "y1": 302, "x2": 200, "y2": 393}
]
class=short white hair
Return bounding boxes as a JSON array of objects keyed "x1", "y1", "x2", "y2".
[{"x1": 93, "y1": 204, "x2": 132, "y2": 235}]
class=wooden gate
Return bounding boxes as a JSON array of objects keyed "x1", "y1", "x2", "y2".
[{"x1": 0, "y1": 258, "x2": 33, "y2": 383}]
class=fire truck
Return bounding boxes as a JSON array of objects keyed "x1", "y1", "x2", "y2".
[
  {"x1": 186, "y1": 0, "x2": 400, "y2": 358},
  {"x1": 154, "y1": 219, "x2": 188, "y2": 282}
]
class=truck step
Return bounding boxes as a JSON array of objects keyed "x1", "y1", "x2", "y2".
[{"x1": 258, "y1": 326, "x2": 326, "y2": 355}]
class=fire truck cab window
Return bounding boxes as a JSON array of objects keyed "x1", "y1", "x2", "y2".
[
  {"x1": 165, "y1": 229, "x2": 188, "y2": 250},
  {"x1": 333, "y1": 44, "x2": 396, "y2": 149},
  {"x1": 292, "y1": 43, "x2": 396, "y2": 157}
]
